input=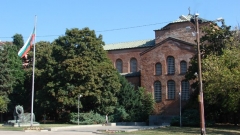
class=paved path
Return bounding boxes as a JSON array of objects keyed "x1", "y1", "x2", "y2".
[{"x1": 0, "y1": 125, "x2": 162, "y2": 135}]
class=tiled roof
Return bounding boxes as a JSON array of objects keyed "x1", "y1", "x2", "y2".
[
  {"x1": 155, "y1": 14, "x2": 210, "y2": 31},
  {"x1": 172, "y1": 14, "x2": 209, "y2": 23},
  {"x1": 0, "y1": 42, "x2": 5, "y2": 46},
  {"x1": 104, "y1": 39, "x2": 155, "y2": 51},
  {"x1": 0, "y1": 41, "x2": 12, "y2": 46}
]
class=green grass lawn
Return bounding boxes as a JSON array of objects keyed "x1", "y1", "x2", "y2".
[{"x1": 120, "y1": 126, "x2": 240, "y2": 135}]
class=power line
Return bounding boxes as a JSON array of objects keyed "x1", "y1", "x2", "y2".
[
  {"x1": 96, "y1": 21, "x2": 171, "y2": 32},
  {"x1": 0, "y1": 21, "x2": 171, "y2": 39}
]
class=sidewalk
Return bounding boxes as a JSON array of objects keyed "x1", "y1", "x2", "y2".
[{"x1": 0, "y1": 124, "x2": 163, "y2": 135}]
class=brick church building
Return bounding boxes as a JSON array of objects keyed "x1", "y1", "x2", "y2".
[{"x1": 104, "y1": 14, "x2": 211, "y2": 117}]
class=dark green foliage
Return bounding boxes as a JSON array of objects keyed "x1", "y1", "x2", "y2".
[
  {"x1": 69, "y1": 111, "x2": 105, "y2": 124},
  {"x1": 183, "y1": 82, "x2": 199, "y2": 110},
  {"x1": 171, "y1": 109, "x2": 215, "y2": 127},
  {"x1": 185, "y1": 23, "x2": 240, "y2": 124},
  {"x1": 140, "y1": 88, "x2": 155, "y2": 121},
  {"x1": 5, "y1": 27, "x2": 155, "y2": 123},
  {"x1": 30, "y1": 28, "x2": 121, "y2": 120},
  {"x1": 115, "y1": 74, "x2": 154, "y2": 122},
  {"x1": 0, "y1": 43, "x2": 24, "y2": 112},
  {"x1": 0, "y1": 44, "x2": 14, "y2": 95},
  {"x1": 0, "y1": 96, "x2": 9, "y2": 113},
  {"x1": 185, "y1": 24, "x2": 234, "y2": 81},
  {"x1": 200, "y1": 24, "x2": 233, "y2": 56},
  {"x1": 12, "y1": 34, "x2": 24, "y2": 50},
  {"x1": 110, "y1": 106, "x2": 129, "y2": 122},
  {"x1": 202, "y1": 47, "x2": 240, "y2": 125},
  {"x1": 181, "y1": 109, "x2": 200, "y2": 127},
  {"x1": 7, "y1": 44, "x2": 26, "y2": 111},
  {"x1": 28, "y1": 41, "x2": 59, "y2": 119}
]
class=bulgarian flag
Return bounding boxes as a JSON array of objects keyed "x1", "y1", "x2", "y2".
[{"x1": 18, "y1": 27, "x2": 36, "y2": 58}]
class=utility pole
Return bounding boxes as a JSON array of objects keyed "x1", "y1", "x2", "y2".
[{"x1": 195, "y1": 13, "x2": 206, "y2": 135}]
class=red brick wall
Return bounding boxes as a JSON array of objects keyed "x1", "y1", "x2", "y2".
[
  {"x1": 107, "y1": 48, "x2": 148, "y2": 88},
  {"x1": 140, "y1": 39, "x2": 195, "y2": 115},
  {"x1": 155, "y1": 22, "x2": 207, "y2": 45},
  {"x1": 107, "y1": 48, "x2": 149, "y2": 73},
  {"x1": 105, "y1": 21, "x2": 208, "y2": 116}
]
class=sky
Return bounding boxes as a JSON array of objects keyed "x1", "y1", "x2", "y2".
[{"x1": 0, "y1": 0, "x2": 239, "y2": 45}]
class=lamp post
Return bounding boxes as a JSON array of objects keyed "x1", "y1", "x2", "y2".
[
  {"x1": 195, "y1": 14, "x2": 206, "y2": 135},
  {"x1": 179, "y1": 92, "x2": 182, "y2": 127},
  {"x1": 78, "y1": 94, "x2": 82, "y2": 125}
]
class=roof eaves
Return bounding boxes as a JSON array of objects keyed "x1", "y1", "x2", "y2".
[
  {"x1": 140, "y1": 37, "x2": 195, "y2": 56},
  {"x1": 104, "y1": 39, "x2": 155, "y2": 51},
  {"x1": 154, "y1": 14, "x2": 211, "y2": 31}
]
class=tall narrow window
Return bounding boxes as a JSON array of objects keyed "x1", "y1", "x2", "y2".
[
  {"x1": 130, "y1": 58, "x2": 137, "y2": 72},
  {"x1": 167, "y1": 56, "x2": 175, "y2": 75},
  {"x1": 116, "y1": 59, "x2": 123, "y2": 73},
  {"x1": 181, "y1": 80, "x2": 189, "y2": 100},
  {"x1": 154, "y1": 81, "x2": 161, "y2": 102},
  {"x1": 155, "y1": 63, "x2": 162, "y2": 75},
  {"x1": 167, "y1": 80, "x2": 175, "y2": 99},
  {"x1": 180, "y1": 61, "x2": 187, "y2": 74}
]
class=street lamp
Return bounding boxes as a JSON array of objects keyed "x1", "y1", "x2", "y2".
[
  {"x1": 78, "y1": 94, "x2": 82, "y2": 125},
  {"x1": 179, "y1": 92, "x2": 182, "y2": 127}
]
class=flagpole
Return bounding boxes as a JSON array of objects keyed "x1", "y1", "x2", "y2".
[{"x1": 31, "y1": 15, "x2": 37, "y2": 127}]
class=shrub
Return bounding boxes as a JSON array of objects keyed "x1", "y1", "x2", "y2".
[
  {"x1": 110, "y1": 106, "x2": 129, "y2": 122},
  {"x1": 70, "y1": 111, "x2": 105, "y2": 125},
  {"x1": 171, "y1": 109, "x2": 199, "y2": 127},
  {"x1": 170, "y1": 109, "x2": 215, "y2": 127}
]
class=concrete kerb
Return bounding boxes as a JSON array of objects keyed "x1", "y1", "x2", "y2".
[
  {"x1": 48, "y1": 124, "x2": 102, "y2": 131},
  {"x1": 24, "y1": 129, "x2": 49, "y2": 132},
  {"x1": 96, "y1": 126, "x2": 163, "y2": 134},
  {"x1": 25, "y1": 124, "x2": 166, "y2": 133}
]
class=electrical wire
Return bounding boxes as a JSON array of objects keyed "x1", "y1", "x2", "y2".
[{"x1": 0, "y1": 21, "x2": 171, "y2": 39}]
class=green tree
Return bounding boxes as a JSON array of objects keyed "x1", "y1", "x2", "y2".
[
  {"x1": 26, "y1": 41, "x2": 59, "y2": 119},
  {"x1": 32, "y1": 28, "x2": 121, "y2": 120},
  {"x1": 140, "y1": 87, "x2": 155, "y2": 122},
  {"x1": 12, "y1": 34, "x2": 24, "y2": 50},
  {"x1": 0, "y1": 96, "x2": 8, "y2": 113},
  {"x1": 0, "y1": 43, "x2": 23, "y2": 112},
  {"x1": 185, "y1": 23, "x2": 240, "y2": 124},
  {"x1": 202, "y1": 46, "x2": 240, "y2": 124},
  {"x1": 115, "y1": 74, "x2": 154, "y2": 122},
  {"x1": 185, "y1": 24, "x2": 234, "y2": 81}
]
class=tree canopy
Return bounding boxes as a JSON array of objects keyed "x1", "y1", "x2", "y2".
[
  {"x1": 12, "y1": 34, "x2": 24, "y2": 50},
  {"x1": 0, "y1": 43, "x2": 24, "y2": 113},
  {"x1": 185, "y1": 23, "x2": 240, "y2": 124},
  {"x1": 30, "y1": 28, "x2": 121, "y2": 119},
  {"x1": 114, "y1": 74, "x2": 154, "y2": 122}
]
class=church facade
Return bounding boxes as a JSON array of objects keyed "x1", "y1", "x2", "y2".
[{"x1": 104, "y1": 14, "x2": 210, "y2": 116}]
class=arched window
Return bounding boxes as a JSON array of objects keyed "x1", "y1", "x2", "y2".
[
  {"x1": 181, "y1": 80, "x2": 190, "y2": 100},
  {"x1": 180, "y1": 61, "x2": 187, "y2": 74},
  {"x1": 155, "y1": 63, "x2": 162, "y2": 75},
  {"x1": 167, "y1": 80, "x2": 175, "y2": 99},
  {"x1": 167, "y1": 56, "x2": 175, "y2": 75},
  {"x1": 154, "y1": 81, "x2": 161, "y2": 102},
  {"x1": 130, "y1": 58, "x2": 137, "y2": 72},
  {"x1": 116, "y1": 59, "x2": 123, "y2": 73}
]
